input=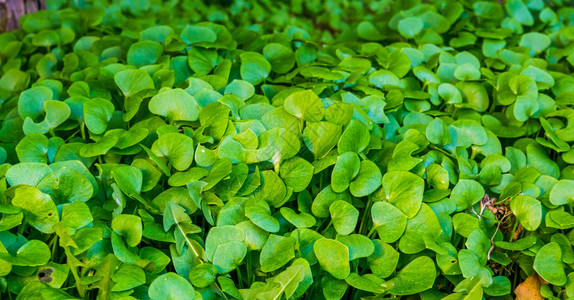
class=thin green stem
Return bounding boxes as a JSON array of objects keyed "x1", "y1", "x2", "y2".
[
  {"x1": 236, "y1": 267, "x2": 244, "y2": 289},
  {"x1": 429, "y1": 144, "x2": 455, "y2": 159},
  {"x1": 358, "y1": 198, "x2": 373, "y2": 235},
  {"x1": 80, "y1": 122, "x2": 86, "y2": 140},
  {"x1": 321, "y1": 219, "x2": 333, "y2": 234},
  {"x1": 367, "y1": 227, "x2": 377, "y2": 239},
  {"x1": 51, "y1": 235, "x2": 58, "y2": 261},
  {"x1": 508, "y1": 220, "x2": 519, "y2": 242}
]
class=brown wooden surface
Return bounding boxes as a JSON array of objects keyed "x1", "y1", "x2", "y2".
[{"x1": 0, "y1": 0, "x2": 45, "y2": 32}]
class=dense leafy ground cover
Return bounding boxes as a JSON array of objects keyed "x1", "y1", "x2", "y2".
[{"x1": 1, "y1": 0, "x2": 574, "y2": 299}]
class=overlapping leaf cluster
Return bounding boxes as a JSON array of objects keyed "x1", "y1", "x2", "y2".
[{"x1": 1, "y1": 0, "x2": 574, "y2": 299}]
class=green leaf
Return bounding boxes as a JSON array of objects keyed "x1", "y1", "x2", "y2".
[
  {"x1": 349, "y1": 160, "x2": 382, "y2": 197},
  {"x1": 127, "y1": 40, "x2": 163, "y2": 67},
  {"x1": 260, "y1": 236, "x2": 296, "y2": 273},
  {"x1": 388, "y1": 256, "x2": 436, "y2": 295},
  {"x1": 15, "y1": 133, "x2": 49, "y2": 163},
  {"x1": 149, "y1": 273, "x2": 195, "y2": 300},
  {"x1": 205, "y1": 225, "x2": 245, "y2": 261},
  {"x1": 484, "y1": 276, "x2": 511, "y2": 296},
  {"x1": 451, "y1": 180, "x2": 485, "y2": 212},
  {"x1": 371, "y1": 201, "x2": 408, "y2": 243},
  {"x1": 398, "y1": 17, "x2": 424, "y2": 39},
  {"x1": 114, "y1": 69, "x2": 155, "y2": 97},
  {"x1": 509, "y1": 194, "x2": 542, "y2": 231},
  {"x1": 338, "y1": 120, "x2": 370, "y2": 154},
  {"x1": 213, "y1": 240, "x2": 247, "y2": 274},
  {"x1": 245, "y1": 199, "x2": 280, "y2": 233},
  {"x1": 321, "y1": 275, "x2": 349, "y2": 300},
  {"x1": 330, "y1": 200, "x2": 359, "y2": 235},
  {"x1": 284, "y1": 90, "x2": 325, "y2": 122},
  {"x1": 382, "y1": 171, "x2": 424, "y2": 218},
  {"x1": 6, "y1": 162, "x2": 51, "y2": 186},
  {"x1": 303, "y1": 121, "x2": 342, "y2": 160},
  {"x1": 112, "y1": 165, "x2": 143, "y2": 201},
  {"x1": 534, "y1": 243, "x2": 567, "y2": 285},
  {"x1": 520, "y1": 32, "x2": 551, "y2": 56},
  {"x1": 189, "y1": 263, "x2": 217, "y2": 288},
  {"x1": 111, "y1": 264, "x2": 146, "y2": 291},
  {"x1": 458, "y1": 249, "x2": 492, "y2": 286},
  {"x1": 11, "y1": 186, "x2": 58, "y2": 233},
  {"x1": 59, "y1": 201, "x2": 92, "y2": 234},
  {"x1": 263, "y1": 43, "x2": 296, "y2": 74},
  {"x1": 369, "y1": 70, "x2": 400, "y2": 90},
  {"x1": 280, "y1": 207, "x2": 316, "y2": 228},
  {"x1": 0, "y1": 240, "x2": 51, "y2": 266},
  {"x1": 314, "y1": 238, "x2": 350, "y2": 280},
  {"x1": 224, "y1": 79, "x2": 254, "y2": 100},
  {"x1": 181, "y1": 25, "x2": 217, "y2": 44},
  {"x1": 149, "y1": 88, "x2": 200, "y2": 122},
  {"x1": 550, "y1": 180, "x2": 574, "y2": 206},
  {"x1": 280, "y1": 157, "x2": 314, "y2": 192},
  {"x1": 240, "y1": 52, "x2": 271, "y2": 85},
  {"x1": 427, "y1": 118, "x2": 451, "y2": 146},
  {"x1": 331, "y1": 152, "x2": 361, "y2": 193},
  {"x1": 23, "y1": 100, "x2": 71, "y2": 135},
  {"x1": 258, "y1": 127, "x2": 300, "y2": 170},
  {"x1": 18, "y1": 86, "x2": 53, "y2": 120},
  {"x1": 368, "y1": 240, "x2": 400, "y2": 278},
  {"x1": 399, "y1": 204, "x2": 442, "y2": 254},
  {"x1": 253, "y1": 170, "x2": 288, "y2": 208},
  {"x1": 505, "y1": 0, "x2": 534, "y2": 25},
  {"x1": 83, "y1": 98, "x2": 114, "y2": 135},
  {"x1": 337, "y1": 234, "x2": 375, "y2": 260},
  {"x1": 152, "y1": 133, "x2": 195, "y2": 171},
  {"x1": 111, "y1": 214, "x2": 143, "y2": 247}
]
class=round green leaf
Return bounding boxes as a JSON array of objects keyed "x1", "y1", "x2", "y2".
[
  {"x1": 314, "y1": 238, "x2": 350, "y2": 280},
  {"x1": 181, "y1": 25, "x2": 217, "y2": 44},
  {"x1": 11, "y1": 185, "x2": 58, "y2": 234},
  {"x1": 284, "y1": 90, "x2": 325, "y2": 122},
  {"x1": 534, "y1": 243, "x2": 567, "y2": 285},
  {"x1": 371, "y1": 201, "x2": 408, "y2": 243},
  {"x1": 189, "y1": 263, "x2": 218, "y2": 288},
  {"x1": 280, "y1": 157, "x2": 314, "y2": 192},
  {"x1": 451, "y1": 179, "x2": 485, "y2": 211},
  {"x1": 151, "y1": 133, "x2": 195, "y2": 171},
  {"x1": 149, "y1": 88, "x2": 200, "y2": 122},
  {"x1": 303, "y1": 121, "x2": 342, "y2": 160},
  {"x1": 240, "y1": 52, "x2": 271, "y2": 85},
  {"x1": 331, "y1": 152, "x2": 361, "y2": 193},
  {"x1": 338, "y1": 120, "x2": 370, "y2": 154},
  {"x1": 0, "y1": 240, "x2": 51, "y2": 266},
  {"x1": 18, "y1": 86, "x2": 53, "y2": 120},
  {"x1": 398, "y1": 17, "x2": 423, "y2": 39},
  {"x1": 83, "y1": 98, "x2": 114, "y2": 134},
  {"x1": 224, "y1": 79, "x2": 255, "y2": 101},
  {"x1": 509, "y1": 194, "x2": 542, "y2": 231},
  {"x1": 382, "y1": 171, "x2": 424, "y2": 218},
  {"x1": 549, "y1": 180, "x2": 574, "y2": 206},
  {"x1": 330, "y1": 200, "x2": 359, "y2": 236},
  {"x1": 263, "y1": 43, "x2": 296, "y2": 74},
  {"x1": 111, "y1": 214, "x2": 143, "y2": 247},
  {"x1": 280, "y1": 207, "x2": 316, "y2": 228},
  {"x1": 213, "y1": 241, "x2": 247, "y2": 274},
  {"x1": 149, "y1": 273, "x2": 195, "y2": 300},
  {"x1": 349, "y1": 160, "x2": 382, "y2": 197},
  {"x1": 388, "y1": 256, "x2": 436, "y2": 295},
  {"x1": 398, "y1": 204, "x2": 442, "y2": 254},
  {"x1": 127, "y1": 40, "x2": 163, "y2": 67},
  {"x1": 114, "y1": 69, "x2": 155, "y2": 97}
]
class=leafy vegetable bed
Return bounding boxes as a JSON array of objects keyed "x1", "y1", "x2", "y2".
[{"x1": 1, "y1": 0, "x2": 574, "y2": 299}]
